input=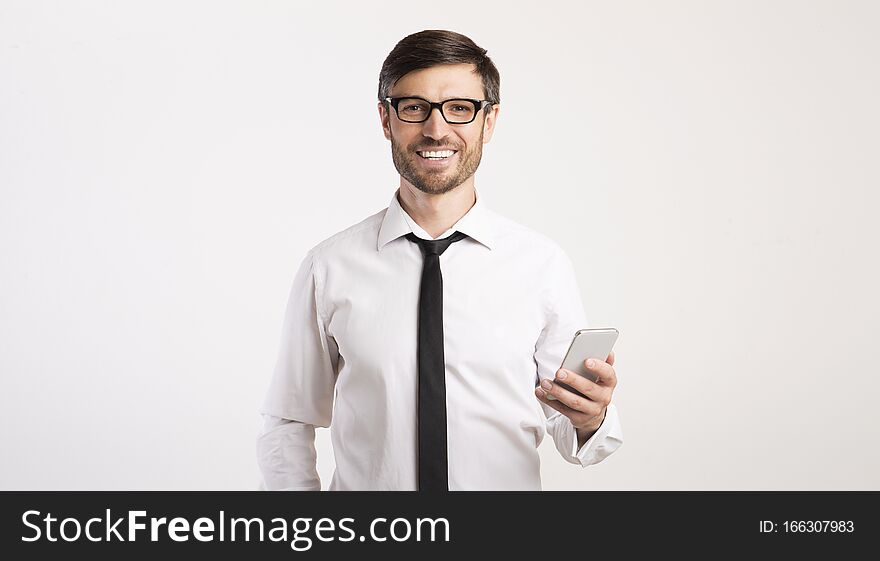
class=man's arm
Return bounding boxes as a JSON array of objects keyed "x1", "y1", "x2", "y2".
[
  {"x1": 257, "y1": 250, "x2": 339, "y2": 490},
  {"x1": 533, "y1": 246, "x2": 623, "y2": 467}
]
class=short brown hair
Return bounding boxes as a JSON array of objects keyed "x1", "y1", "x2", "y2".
[{"x1": 378, "y1": 30, "x2": 501, "y2": 106}]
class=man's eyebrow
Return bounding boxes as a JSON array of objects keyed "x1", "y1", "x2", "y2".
[{"x1": 390, "y1": 94, "x2": 479, "y2": 100}]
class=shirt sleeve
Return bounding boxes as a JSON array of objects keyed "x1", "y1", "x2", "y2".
[
  {"x1": 256, "y1": 415, "x2": 321, "y2": 491},
  {"x1": 256, "y1": 250, "x2": 339, "y2": 490},
  {"x1": 533, "y1": 246, "x2": 624, "y2": 467}
]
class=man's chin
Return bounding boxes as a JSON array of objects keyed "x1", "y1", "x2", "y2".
[
  {"x1": 395, "y1": 166, "x2": 449, "y2": 194},
  {"x1": 407, "y1": 171, "x2": 457, "y2": 193},
  {"x1": 410, "y1": 179, "x2": 460, "y2": 195}
]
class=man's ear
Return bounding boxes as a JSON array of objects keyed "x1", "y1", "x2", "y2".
[
  {"x1": 482, "y1": 104, "x2": 500, "y2": 144},
  {"x1": 378, "y1": 101, "x2": 392, "y2": 141}
]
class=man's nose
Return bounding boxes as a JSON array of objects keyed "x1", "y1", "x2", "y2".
[{"x1": 420, "y1": 106, "x2": 452, "y2": 139}]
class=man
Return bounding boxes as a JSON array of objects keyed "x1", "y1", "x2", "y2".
[{"x1": 257, "y1": 30, "x2": 623, "y2": 491}]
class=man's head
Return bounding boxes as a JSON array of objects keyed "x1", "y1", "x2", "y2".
[{"x1": 378, "y1": 30, "x2": 501, "y2": 196}]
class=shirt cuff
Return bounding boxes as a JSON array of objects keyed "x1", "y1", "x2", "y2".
[
  {"x1": 256, "y1": 415, "x2": 322, "y2": 490},
  {"x1": 553, "y1": 404, "x2": 624, "y2": 467}
]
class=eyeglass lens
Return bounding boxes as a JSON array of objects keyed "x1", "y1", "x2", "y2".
[{"x1": 396, "y1": 98, "x2": 477, "y2": 123}]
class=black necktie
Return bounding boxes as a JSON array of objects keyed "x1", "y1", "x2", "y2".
[{"x1": 405, "y1": 230, "x2": 468, "y2": 492}]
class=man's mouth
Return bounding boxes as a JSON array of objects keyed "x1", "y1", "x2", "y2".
[{"x1": 416, "y1": 149, "x2": 458, "y2": 160}]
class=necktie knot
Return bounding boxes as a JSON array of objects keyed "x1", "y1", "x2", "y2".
[{"x1": 405, "y1": 231, "x2": 468, "y2": 256}]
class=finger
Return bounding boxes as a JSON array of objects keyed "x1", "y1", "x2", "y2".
[
  {"x1": 606, "y1": 350, "x2": 615, "y2": 366},
  {"x1": 535, "y1": 386, "x2": 569, "y2": 414},
  {"x1": 584, "y1": 357, "x2": 617, "y2": 388},
  {"x1": 554, "y1": 369, "x2": 611, "y2": 406},
  {"x1": 534, "y1": 386, "x2": 594, "y2": 426},
  {"x1": 538, "y1": 378, "x2": 604, "y2": 417}
]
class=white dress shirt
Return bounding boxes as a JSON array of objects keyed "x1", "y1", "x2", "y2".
[{"x1": 257, "y1": 188, "x2": 623, "y2": 490}]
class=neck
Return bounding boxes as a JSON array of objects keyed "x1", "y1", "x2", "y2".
[{"x1": 397, "y1": 182, "x2": 477, "y2": 239}]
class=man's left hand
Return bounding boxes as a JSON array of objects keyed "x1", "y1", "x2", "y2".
[{"x1": 535, "y1": 351, "x2": 617, "y2": 449}]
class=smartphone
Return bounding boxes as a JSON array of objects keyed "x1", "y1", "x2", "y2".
[{"x1": 546, "y1": 328, "x2": 619, "y2": 400}]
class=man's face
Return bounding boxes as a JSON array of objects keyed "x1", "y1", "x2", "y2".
[{"x1": 379, "y1": 63, "x2": 499, "y2": 195}]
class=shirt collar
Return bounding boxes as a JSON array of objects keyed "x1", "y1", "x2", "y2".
[{"x1": 377, "y1": 187, "x2": 496, "y2": 251}]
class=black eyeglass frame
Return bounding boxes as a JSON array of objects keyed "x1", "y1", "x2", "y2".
[{"x1": 384, "y1": 96, "x2": 495, "y2": 124}]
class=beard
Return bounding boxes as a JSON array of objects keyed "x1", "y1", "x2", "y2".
[{"x1": 390, "y1": 124, "x2": 485, "y2": 196}]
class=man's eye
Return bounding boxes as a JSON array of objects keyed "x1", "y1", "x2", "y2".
[{"x1": 402, "y1": 105, "x2": 425, "y2": 112}]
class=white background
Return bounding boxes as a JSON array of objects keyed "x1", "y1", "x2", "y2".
[{"x1": 1, "y1": 0, "x2": 878, "y2": 490}]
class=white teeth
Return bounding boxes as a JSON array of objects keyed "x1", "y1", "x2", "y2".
[{"x1": 419, "y1": 150, "x2": 455, "y2": 158}]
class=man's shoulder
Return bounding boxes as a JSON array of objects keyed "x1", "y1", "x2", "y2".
[
  {"x1": 306, "y1": 207, "x2": 387, "y2": 259},
  {"x1": 488, "y1": 207, "x2": 570, "y2": 260}
]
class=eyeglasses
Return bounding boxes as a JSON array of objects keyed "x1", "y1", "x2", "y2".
[{"x1": 384, "y1": 96, "x2": 493, "y2": 124}]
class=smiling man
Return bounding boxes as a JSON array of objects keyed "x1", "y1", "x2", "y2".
[{"x1": 257, "y1": 30, "x2": 623, "y2": 491}]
